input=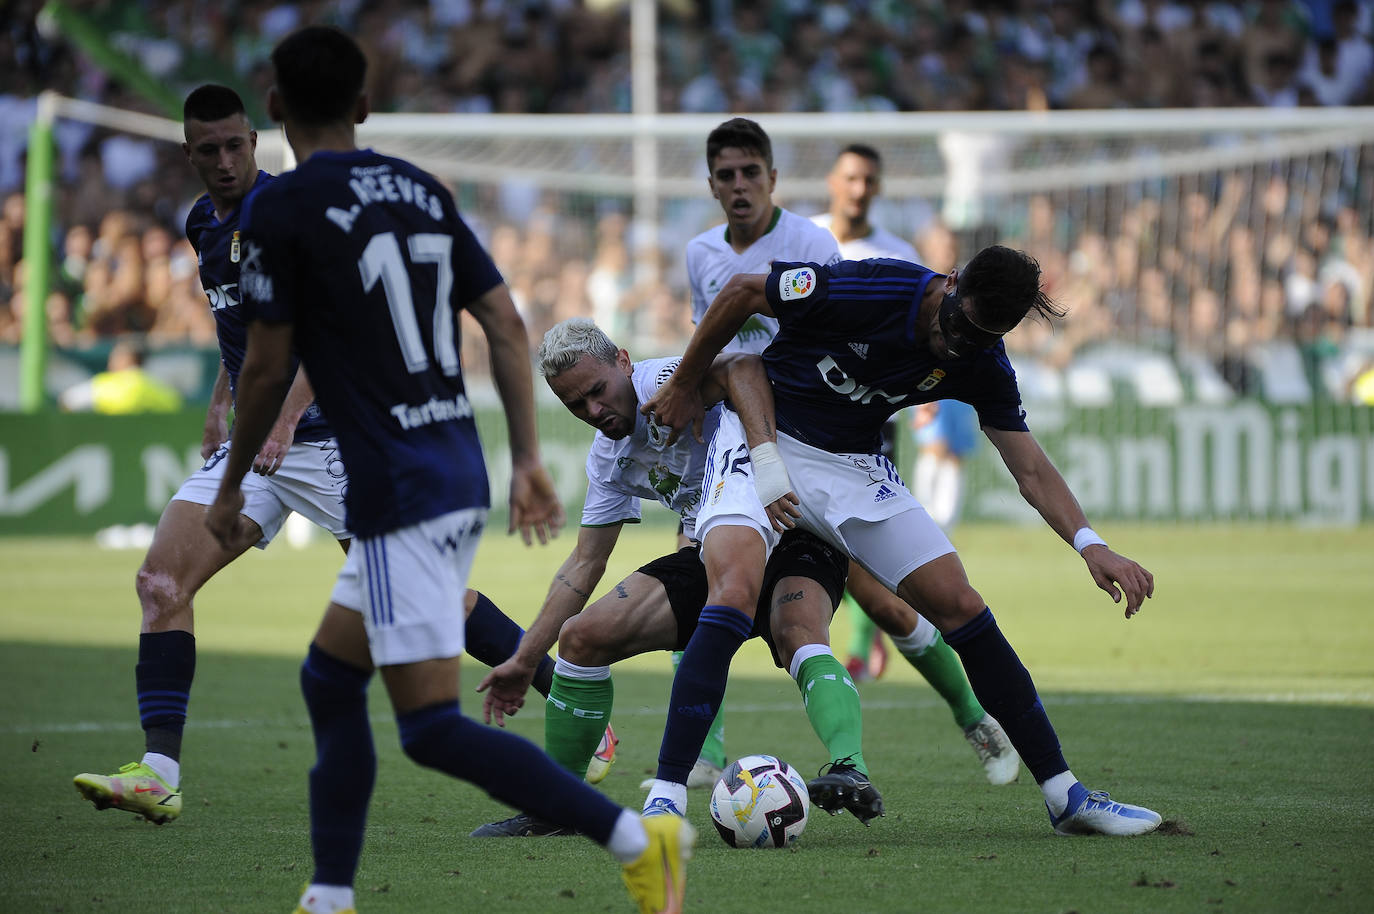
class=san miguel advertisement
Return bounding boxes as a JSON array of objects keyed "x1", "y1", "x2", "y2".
[{"x1": 1, "y1": 402, "x2": 1372, "y2": 535}]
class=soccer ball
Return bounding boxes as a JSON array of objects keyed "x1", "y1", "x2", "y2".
[{"x1": 708, "y1": 754, "x2": 810, "y2": 848}]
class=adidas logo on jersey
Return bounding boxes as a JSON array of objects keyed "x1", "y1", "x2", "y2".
[
  {"x1": 874, "y1": 484, "x2": 897, "y2": 502},
  {"x1": 849, "y1": 342, "x2": 869, "y2": 359}
]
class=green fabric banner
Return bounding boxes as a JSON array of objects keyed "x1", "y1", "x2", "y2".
[{"x1": 2, "y1": 403, "x2": 1372, "y2": 536}]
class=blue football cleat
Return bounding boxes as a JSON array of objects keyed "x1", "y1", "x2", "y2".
[
  {"x1": 1049, "y1": 782, "x2": 1162, "y2": 836},
  {"x1": 642, "y1": 796, "x2": 685, "y2": 818}
]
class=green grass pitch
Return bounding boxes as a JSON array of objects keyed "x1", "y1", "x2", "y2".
[{"x1": 2, "y1": 523, "x2": 1371, "y2": 913}]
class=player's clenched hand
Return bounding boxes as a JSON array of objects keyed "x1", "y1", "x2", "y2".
[
  {"x1": 1081, "y1": 545, "x2": 1155, "y2": 619},
  {"x1": 508, "y1": 459, "x2": 564, "y2": 546},
  {"x1": 205, "y1": 487, "x2": 249, "y2": 550},
  {"x1": 475, "y1": 658, "x2": 535, "y2": 727},
  {"x1": 641, "y1": 379, "x2": 705, "y2": 446},
  {"x1": 253, "y1": 422, "x2": 292, "y2": 476}
]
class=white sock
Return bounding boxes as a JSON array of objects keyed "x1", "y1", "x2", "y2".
[
  {"x1": 553, "y1": 656, "x2": 612, "y2": 680},
  {"x1": 142, "y1": 752, "x2": 179, "y2": 789},
  {"x1": 643, "y1": 780, "x2": 688, "y2": 814},
  {"x1": 889, "y1": 614, "x2": 940, "y2": 658},
  {"x1": 606, "y1": 809, "x2": 650, "y2": 863},
  {"x1": 298, "y1": 884, "x2": 354, "y2": 913},
  {"x1": 1040, "y1": 771, "x2": 1078, "y2": 816},
  {"x1": 913, "y1": 452, "x2": 939, "y2": 505},
  {"x1": 929, "y1": 461, "x2": 965, "y2": 530}
]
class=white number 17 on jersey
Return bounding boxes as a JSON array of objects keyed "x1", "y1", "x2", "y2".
[{"x1": 358, "y1": 231, "x2": 458, "y2": 376}]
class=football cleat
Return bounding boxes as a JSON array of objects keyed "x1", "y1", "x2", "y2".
[
  {"x1": 640, "y1": 756, "x2": 722, "y2": 791},
  {"x1": 808, "y1": 757, "x2": 885, "y2": 825},
  {"x1": 685, "y1": 756, "x2": 723, "y2": 789},
  {"x1": 867, "y1": 632, "x2": 889, "y2": 680},
  {"x1": 1049, "y1": 782, "x2": 1162, "y2": 836},
  {"x1": 585, "y1": 724, "x2": 619, "y2": 785},
  {"x1": 642, "y1": 796, "x2": 685, "y2": 818},
  {"x1": 844, "y1": 655, "x2": 873, "y2": 684},
  {"x1": 468, "y1": 813, "x2": 578, "y2": 837},
  {"x1": 622, "y1": 813, "x2": 695, "y2": 914},
  {"x1": 73, "y1": 761, "x2": 181, "y2": 824},
  {"x1": 963, "y1": 714, "x2": 1021, "y2": 785}
]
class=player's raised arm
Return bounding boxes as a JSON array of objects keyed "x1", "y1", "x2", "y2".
[
  {"x1": 643, "y1": 272, "x2": 773, "y2": 444},
  {"x1": 476, "y1": 522, "x2": 623, "y2": 725},
  {"x1": 983, "y1": 426, "x2": 1155, "y2": 618},
  {"x1": 465, "y1": 282, "x2": 565, "y2": 545},
  {"x1": 703, "y1": 352, "x2": 799, "y2": 530}
]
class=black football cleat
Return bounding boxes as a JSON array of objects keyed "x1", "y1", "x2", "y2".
[
  {"x1": 807, "y1": 757, "x2": 885, "y2": 826},
  {"x1": 469, "y1": 813, "x2": 579, "y2": 837}
]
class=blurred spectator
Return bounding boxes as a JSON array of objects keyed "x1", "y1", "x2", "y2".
[
  {"x1": 58, "y1": 339, "x2": 183, "y2": 413},
  {"x1": 4, "y1": 0, "x2": 1371, "y2": 406}
]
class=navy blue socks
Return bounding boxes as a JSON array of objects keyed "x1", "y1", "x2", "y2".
[
  {"x1": 465, "y1": 591, "x2": 555, "y2": 697},
  {"x1": 300, "y1": 644, "x2": 376, "y2": 887},
  {"x1": 655, "y1": 605, "x2": 753, "y2": 783},
  {"x1": 397, "y1": 700, "x2": 621, "y2": 843},
  {"x1": 136, "y1": 631, "x2": 195, "y2": 761},
  {"x1": 943, "y1": 607, "x2": 1068, "y2": 783}
]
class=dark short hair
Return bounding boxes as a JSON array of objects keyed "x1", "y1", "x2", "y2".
[
  {"x1": 270, "y1": 26, "x2": 367, "y2": 127},
  {"x1": 183, "y1": 85, "x2": 246, "y2": 124},
  {"x1": 706, "y1": 117, "x2": 773, "y2": 170},
  {"x1": 960, "y1": 245, "x2": 1065, "y2": 329},
  {"x1": 838, "y1": 143, "x2": 881, "y2": 167}
]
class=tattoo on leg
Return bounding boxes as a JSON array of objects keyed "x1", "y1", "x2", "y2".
[
  {"x1": 615, "y1": 583, "x2": 629, "y2": 599},
  {"x1": 779, "y1": 589, "x2": 804, "y2": 604}
]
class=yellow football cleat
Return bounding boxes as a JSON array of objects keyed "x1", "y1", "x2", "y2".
[
  {"x1": 622, "y1": 813, "x2": 695, "y2": 914},
  {"x1": 73, "y1": 761, "x2": 181, "y2": 824},
  {"x1": 585, "y1": 723, "x2": 619, "y2": 784}
]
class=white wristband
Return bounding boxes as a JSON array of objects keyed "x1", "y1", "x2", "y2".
[
  {"x1": 1073, "y1": 526, "x2": 1107, "y2": 554},
  {"x1": 750, "y1": 442, "x2": 793, "y2": 506}
]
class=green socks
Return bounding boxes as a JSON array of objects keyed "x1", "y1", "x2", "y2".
[
  {"x1": 545, "y1": 673, "x2": 614, "y2": 778},
  {"x1": 902, "y1": 632, "x2": 985, "y2": 730},
  {"x1": 842, "y1": 592, "x2": 878, "y2": 661},
  {"x1": 795, "y1": 652, "x2": 867, "y2": 776},
  {"x1": 672, "y1": 650, "x2": 726, "y2": 767}
]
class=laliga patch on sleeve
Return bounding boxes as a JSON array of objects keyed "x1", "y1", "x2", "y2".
[{"x1": 778, "y1": 267, "x2": 816, "y2": 301}]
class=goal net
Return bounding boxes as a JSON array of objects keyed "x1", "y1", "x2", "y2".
[{"x1": 22, "y1": 98, "x2": 1374, "y2": 521}]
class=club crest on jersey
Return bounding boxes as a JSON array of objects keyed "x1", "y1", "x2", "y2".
[
  {"x1": 917, "y1": 368, "x2": 947, "y2": 391},
  {"x1": 230, "y1": 230, "x2": 240, "y2": 263},
  {"x1": 778, "y1": 267, "x2": 815, "y2": 301}
]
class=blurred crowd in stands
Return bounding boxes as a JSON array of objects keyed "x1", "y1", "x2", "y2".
[{"x1": 2, "y1": 0, "x2": 1372, "y2": 404}]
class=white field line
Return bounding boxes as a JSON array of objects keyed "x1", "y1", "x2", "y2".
[{"x1": 7, "y1": 691, "x2": 1371, "y2": 735}]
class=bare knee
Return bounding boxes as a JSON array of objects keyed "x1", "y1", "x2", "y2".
[
  {"x1": 707, "y1": 563, "x2": 762, "y2": 612},
  {"x1": 915, "y1": 585, "x2": 986, "y2": 631},
  {"x1": 557, "y1": 615, "x2": 612, "y2": 666},
  {"x1": 135, "y1": 560, "x2": 192, "y2": 629}
]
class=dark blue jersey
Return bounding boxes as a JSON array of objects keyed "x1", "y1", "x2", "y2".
[
  {"x1": 762, "y1": 259, "x2": 1028, "y2": 453},
  {"x1": 237, "y1": 149, "x2": 504, "y2": 537},
  {"x1": 185, "y1": 170, "x2": 331, "y2": 442}
]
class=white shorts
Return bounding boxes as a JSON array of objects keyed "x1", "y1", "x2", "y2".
[
  {"x1": 174, "y1": 439, "x2": 351, "y2": 548},
  {"x1": 329, "y1": 507, "x2": 487, "y2": 666},
  {"x1": 775, "y1": 431, "x2": 954, "y2": 591},
  {"x1": 693, "y1": 409, "x2": 781, "y2": 555}
]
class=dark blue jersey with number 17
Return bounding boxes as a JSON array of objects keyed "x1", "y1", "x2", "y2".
[{"x1": 238, "y1": 149, "x2": 504, "y2": 538}]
